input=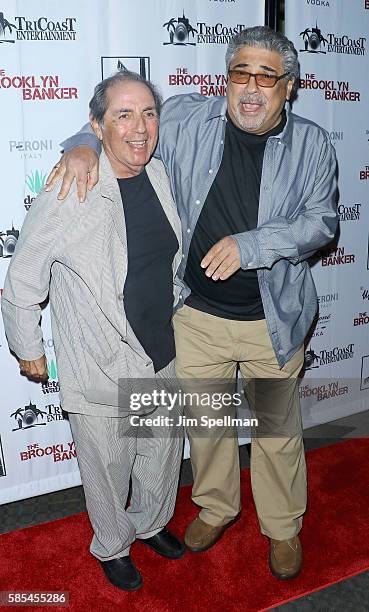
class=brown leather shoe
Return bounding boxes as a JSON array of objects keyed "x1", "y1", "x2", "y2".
[
  {"x1": 269, "y1": 535, "x2": 302, "y2": 580},
  {"x1": 184, "y1": 515, "x2": 240, "y2": 552}
]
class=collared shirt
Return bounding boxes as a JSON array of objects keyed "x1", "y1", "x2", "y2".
[
  {"x1": 183, "y1": 110, "x2": 287, "y2": 321},
  {"x1": 62, "y1": 94, "x2": 338, "y2": 368}
]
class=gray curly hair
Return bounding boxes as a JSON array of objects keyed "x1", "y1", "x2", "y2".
[{"x1": 226, "y1": 26, "x2": 300, "y2": 98}]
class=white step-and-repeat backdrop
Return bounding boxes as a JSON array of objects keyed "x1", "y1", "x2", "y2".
[
  {"x1": 0, "y1": 0, "x2": 264, "y2": 504},
  {"x1": 285, "y1": 0, "x2": 369, "y2": 429},
  {"x1": 1, "y1": 0, "x2": 368, "y2": 505}
]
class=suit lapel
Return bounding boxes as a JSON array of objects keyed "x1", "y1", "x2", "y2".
[
  {"x1": 99, "y1": 150, "x2": 127, "y2": 249},
  {"x1": 146, "y1": 159, "x2": 182, "y2": 248}
]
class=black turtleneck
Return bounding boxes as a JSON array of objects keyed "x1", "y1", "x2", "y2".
[{"x1": 184, "y1": 110, "x2": 287, "y2": 320}]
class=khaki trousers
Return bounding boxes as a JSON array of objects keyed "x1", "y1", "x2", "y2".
[{"x1": 173, "y1": 305, "x2": 306, "y2": 540}]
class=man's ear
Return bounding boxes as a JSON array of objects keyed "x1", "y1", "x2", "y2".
[
  {"x1": 286, "y1": 78, "x2": 295, "y2": 101},
  {"x1": 90, "y1": 114, "x2": 103, "y2": 141}
]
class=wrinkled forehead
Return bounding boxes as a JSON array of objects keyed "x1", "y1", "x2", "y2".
[
  {"x1": 230, "y1": 45, "x2": 284, "y2": 73},
  {"x1": 105, "y1": 80, "x2": 155, "y2": 111}
]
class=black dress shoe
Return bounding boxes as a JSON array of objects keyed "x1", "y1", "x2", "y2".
[
  {"x1": 100, "y1": 555, "x2": 143, "y2": 591},
  {"x1": 139, "y1": 527, "x2": 186, "y2": 559}
]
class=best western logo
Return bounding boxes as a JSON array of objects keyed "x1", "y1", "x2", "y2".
[{"x1": 0, "y1": 12, "x2": 77, "y2": 44}]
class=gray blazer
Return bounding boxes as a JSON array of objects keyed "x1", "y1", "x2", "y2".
[{"x1": 2, "y1": 151, "x2": 182, "y2": 416}]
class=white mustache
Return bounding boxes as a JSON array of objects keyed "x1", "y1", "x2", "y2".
[{"x1": 239, "y1": 95, "x2": 265, "y2": 105}]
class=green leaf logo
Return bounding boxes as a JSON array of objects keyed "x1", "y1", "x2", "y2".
[
  {"x1": 47, "y1": 359, "x2": 58, "y2": 380},
  {"x1": 25, "y1": 170, "x2": 47, "y2": 194}
]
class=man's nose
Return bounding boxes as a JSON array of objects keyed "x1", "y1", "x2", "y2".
[
  {"x1": 244, "y1": 74, "x2": 259, "y2": 93},
  {"x1": 134, "y1": 115, "x2": 147, "y2": 133}
]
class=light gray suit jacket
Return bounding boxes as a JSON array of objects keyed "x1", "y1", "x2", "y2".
[{"x1": 2, "y1": 151, "x2": 182, "y2": 416}]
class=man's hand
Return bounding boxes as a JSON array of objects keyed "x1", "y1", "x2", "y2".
[
  {"x1": 19, "y1": 355, "x2": 48, "y2": 382},
  {"x1": 201, "y1": 236, "x2": 241, "y2": 281},
  {"x1": 45, "y1": 146, "x2": 99, "y2": 202}
]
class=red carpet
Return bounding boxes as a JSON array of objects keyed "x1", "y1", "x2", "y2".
[{"x1": 2, "y1": 438, "x2": 369, "y2": 611}]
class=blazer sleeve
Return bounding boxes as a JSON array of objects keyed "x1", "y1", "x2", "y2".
[{"x1": 1, "y1": 191, "x2": 63, "y2": 361}]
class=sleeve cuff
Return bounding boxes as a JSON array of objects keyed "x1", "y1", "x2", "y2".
[
  {"x1": 8, "y1": 341, "x2": 45, "y2": 362},
  {"x1": 232, "y1": 232, "x2": 259, "y2": 270},
  {"x1": 60, "y1": 132, "x2": 102, "y2": 155}
]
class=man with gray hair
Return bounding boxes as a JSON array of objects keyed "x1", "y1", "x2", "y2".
[
  {"x1": 47, "y1": 26, "x2": 338, "y2": 579},
  {"x1": 2, "y1": 70, "x2": 185, "y2": 591}
]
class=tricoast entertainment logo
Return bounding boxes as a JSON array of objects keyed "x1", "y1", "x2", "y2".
[
  {"x1": 0, "y1": 226, "x2": 19, "y2": 258},
  {"x1": 338, "y1": 203, "x2": 361, "y2": 222},
  {"x1": 10, "y1": 401, "x2": 67, "y2": 432},
  {"x1": 0, "y1": 11, "x2": 77, "y2": 44},
  {"x1": 304, "y1": 343, "x2": 354, "y2": 369},
  {"x1": 162, "y1": 11, "x2": 244, "y2": 46},
  {"x1": 299, "y1": 22, "x2": 366, "y2": 55}
]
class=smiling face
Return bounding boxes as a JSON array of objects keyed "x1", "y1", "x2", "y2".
[
  {"x1": 91, "y1": 80, "x2": 159, "y2": 178},
  {"x1": 226, "y1": 45, "x2": 294, "y2": 135}
]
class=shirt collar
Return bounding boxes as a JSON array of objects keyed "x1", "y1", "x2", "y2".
[
  {"x1": 268, "y1": 103, "x2": 293, "y2": 148},
  {"x1": 205, "y1": 96, "x2": 228, "y2": 122}
]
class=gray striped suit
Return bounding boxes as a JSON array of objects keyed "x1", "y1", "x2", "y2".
[{"x1": 2, "y1": 151, "x2": 184, "y2": 559}]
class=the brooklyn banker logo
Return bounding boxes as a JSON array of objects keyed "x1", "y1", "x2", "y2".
[
  {"x1": 163, "y1": 11, "x2": 244, "y2": 46},
  {"x1": 101, "y1": 57, "x2": 150, "y2": 81},
  {"x1": 299, "y1": 22, "x2": 366, "y2": 55},
  {"x1": 0, "y1": 11, "x2": 77, "y2": 43}
]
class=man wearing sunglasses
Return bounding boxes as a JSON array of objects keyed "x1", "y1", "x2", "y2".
[{"x1": 46, "y1": 26, "x2": 338, "y2": 579}]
